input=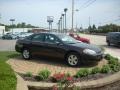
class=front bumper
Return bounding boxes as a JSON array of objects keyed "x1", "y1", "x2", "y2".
[{"x1": 82, "y1": 53, "x2": 104, "y2": 62}]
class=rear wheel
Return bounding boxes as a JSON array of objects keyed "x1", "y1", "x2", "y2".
[
  {"x1": 22, "y1": 49, "x2": 31, "y2": 60},
  {"x1": 66, "y1": 52, "x2": 80, "y2": 67}
]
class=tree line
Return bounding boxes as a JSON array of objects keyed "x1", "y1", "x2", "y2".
[{"x1": 88, "y1": 24, "x2": 120, "y2": 33}]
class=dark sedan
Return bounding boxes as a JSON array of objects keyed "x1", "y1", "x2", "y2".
[{"x1": 15, "y1": 33, "x2": 103, "y2": 67}]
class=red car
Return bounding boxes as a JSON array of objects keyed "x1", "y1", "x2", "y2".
[{"x1": 69, "y1": 33, "x2": 90, "y2": 44}]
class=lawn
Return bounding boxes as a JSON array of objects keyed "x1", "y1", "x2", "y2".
[{"x1": 0, "y1": 51, "x2": 19, "y2": 90}]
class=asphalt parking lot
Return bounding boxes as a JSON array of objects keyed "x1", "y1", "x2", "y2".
[{"x1": 0, "y1": 39, "x2": 16, "y2": 51}]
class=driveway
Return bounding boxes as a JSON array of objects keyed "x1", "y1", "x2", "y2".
[{"x1": 79, "y1": 34, "x2": 120, "y2": 59}]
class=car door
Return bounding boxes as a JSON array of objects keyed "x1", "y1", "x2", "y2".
[
  {"x1": 44, "y1": 34, "x2": 66, "y2": 58},
  {"x1": 31, "y1": 34, "x2": 46, "y2": 56}
]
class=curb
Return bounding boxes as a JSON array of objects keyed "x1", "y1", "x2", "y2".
[
  {"x1": 26, "y1": 71, "x2": 120, "y2": 90},
  {"x1": 16, "y1": 74, "x2": 28, "y2": 90}
]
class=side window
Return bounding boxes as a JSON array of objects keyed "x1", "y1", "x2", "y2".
[
  {"x1": 45, "y1": 34, "x2": 59, "y2": 44},
  {"x1": 32, "y1": 34, "x2": 44, "y2": 42}
]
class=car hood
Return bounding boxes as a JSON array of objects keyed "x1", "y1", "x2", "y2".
[{"x1": 69, "y1": 42, "x2": 102, "y2": 53}]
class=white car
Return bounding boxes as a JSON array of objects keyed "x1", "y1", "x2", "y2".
[{"x1": 17, "y1": 32, "x2": 33, "y2": 39}]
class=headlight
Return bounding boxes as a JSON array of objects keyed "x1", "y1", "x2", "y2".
[{"x1": 83, "y1": 49, "x2": 96, "y2": 55}]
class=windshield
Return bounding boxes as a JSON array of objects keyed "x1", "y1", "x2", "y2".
[{"x1": 58, "y1": 34, "x2": 80, "y2": 44}]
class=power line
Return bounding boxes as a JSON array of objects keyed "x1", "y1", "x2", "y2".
[
  {"x1": 79, "y1": 0, "x2": 97, "y2": 10},
  {"x1": 79, "y1": 0, "x2": 92, "y2": 9}
]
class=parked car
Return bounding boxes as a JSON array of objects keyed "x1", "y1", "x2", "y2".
[
  {"x1": 17, "y1": 32, "x2": 33, "y2": 39},
  {"x1": 2, "y1": 34, "x2": 17, "y2": 40},
  {"x1": 69, "y1": 33, "x2": 90, "y2": 44},
  {"x1": 106, "y1": 32, "x2": 120, "y2": 46},
  {"x1": 15, "y1": 33, "x2": 103, "y2": 67}
]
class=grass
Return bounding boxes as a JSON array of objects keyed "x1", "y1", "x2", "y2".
[{"x1": 0, "y1": 51, "x2": 19, "y2": 90}]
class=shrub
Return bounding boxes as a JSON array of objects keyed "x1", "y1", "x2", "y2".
[
  {"x1": 76, "y1": 69, "x2": 90, "y2": 78},
  {"x1": 108, "y1": 59, "x2": 118, "y2": 65},
  {"x1": 25, "y1": 72, "x2": 32, "y2": 77},
  {"x1": 101, "y1": 65, "x2": 111, "y2": 73},
  {"x1": 37, "y1": 69, "x2": 51, "y2": 80},
  {"x1": 105, "y1": 54, "x2": 113, "y2": 60},
  {"x1": 91, "y1": 67, "x2": 101, "y2": 74},
  {"x1": 109, "y1": 63, "x2": 120, "y2": 72},
  {"x1": 105, "y1": 54, "x2": 119, "y2": 62}
]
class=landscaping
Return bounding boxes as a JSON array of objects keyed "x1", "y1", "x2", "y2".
[
  {"x1": 0, "y1": 51, "x2": 19, "y2": 90},
  {"x1": 0, "y1": 51, "x2": 120, "y2": 90},
  {"x1": 18, "y1": 54, "x2": 120, "y2": 90}
]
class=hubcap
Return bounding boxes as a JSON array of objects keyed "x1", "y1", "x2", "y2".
[
  {"x1": 23, "y1": 50, "x2": 30, "y2": 59},
  {"x1": 68, "y1": 55, "x2": 78, "y2": 66}
]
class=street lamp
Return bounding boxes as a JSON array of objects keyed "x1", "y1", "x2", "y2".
[
  {"x1": 64, "y1": 8, "x2": 68, "y2": 33},
  {"x1": 58, "y1": 20, "x2": 60, "y2": 33},
  {"x1": 60, "y1": 17, "x2": 62, "y2": 33},
  {"x1": 10, "y1": 19, "x2": 15, "y2": 34},
  {"x1": 62, "y1": 14, "x2": 64, "y2": 33}
]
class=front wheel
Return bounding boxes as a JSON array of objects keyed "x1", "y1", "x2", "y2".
[
  {"x1": 22, "y1": 49, "x2": 31, "y2": 60},
  {"x1": 66, "y1": 52, "x2": 80, "y2": 67}
]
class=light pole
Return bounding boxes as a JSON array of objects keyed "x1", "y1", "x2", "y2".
[
  {"x1": 75, "y1": 9, "x2": 79, "y2": 33},
  {"x1": 10, "y1": 19, "x2": 15, "y2": 34},
  {"x1": 60, "y1": 17, "x2": 62, "y2": 33},
  {"x1": 64, "y1": 8, "x2": 68, "y2": 33},
  {"x1": 72, "y1": 0, "x2": 74, "y2": 32},
  {"x1": 58, "y1": 20, "x2": 60, "y2": 33},
  {"x1": 62, "y1": 14, "x2": 64, "y2": 33}
]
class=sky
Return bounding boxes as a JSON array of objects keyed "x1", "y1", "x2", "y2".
[{"x1": 0, "y1": 0, "x2": 120, "y2": 29}]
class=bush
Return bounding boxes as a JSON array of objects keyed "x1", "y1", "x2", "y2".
[
  {"x1": 76, "y1": 69, "x2": 90, "y2": 78},
  {"x1": 108, "y1": 59, "x2": 118, "y2": 65},
  {"x1": 25, "y1": 72, "x2": 32, "y2": 77},
  {"x1": 37, "y1": 69, "x2": 51, "y2": 80},
  {"x1": 105, "y1": 54, "x2": 113, "y2": 60},
  {"x1": 109, "y1": 63, "x2": 120, "y2": 72},
  {"x1": 101, "y1": 65, "x2": 111, "y2": 73},
  {"x1": 91, "y1": 67, "x2": 101, "y2": 74},
  {"x1": 105, "y1": 54, "x2": 119, "y2": 61}
]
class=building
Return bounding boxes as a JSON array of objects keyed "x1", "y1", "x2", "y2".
[
  {"x1": 32, "y1": 28, "x2": 49, "y2": 33},
  {"x1": 9, "y1": 28, "x2": 33, "y2": 34}
]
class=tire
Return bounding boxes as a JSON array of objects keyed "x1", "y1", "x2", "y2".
[
  {"x1": 66, "y1": 52, "x2": 80, "y2": 67},
  {"x1": 22, "y1": 49, "x2": 31, "y2": 60}
]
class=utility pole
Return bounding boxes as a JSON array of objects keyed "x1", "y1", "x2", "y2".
[
  {"x1": 89, "y1": 16, "x2": 91, "y2": 27},
  {"x1": 0, "y1": 14, "x2": 1, "y2": 24},
  {"x1": 72, "y1": 0, "x2": 74, "y2": 32}
]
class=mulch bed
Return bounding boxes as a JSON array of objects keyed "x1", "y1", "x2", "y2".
[{"x1": 18, "y1": 72, "x2": 115, "y2": 83}]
